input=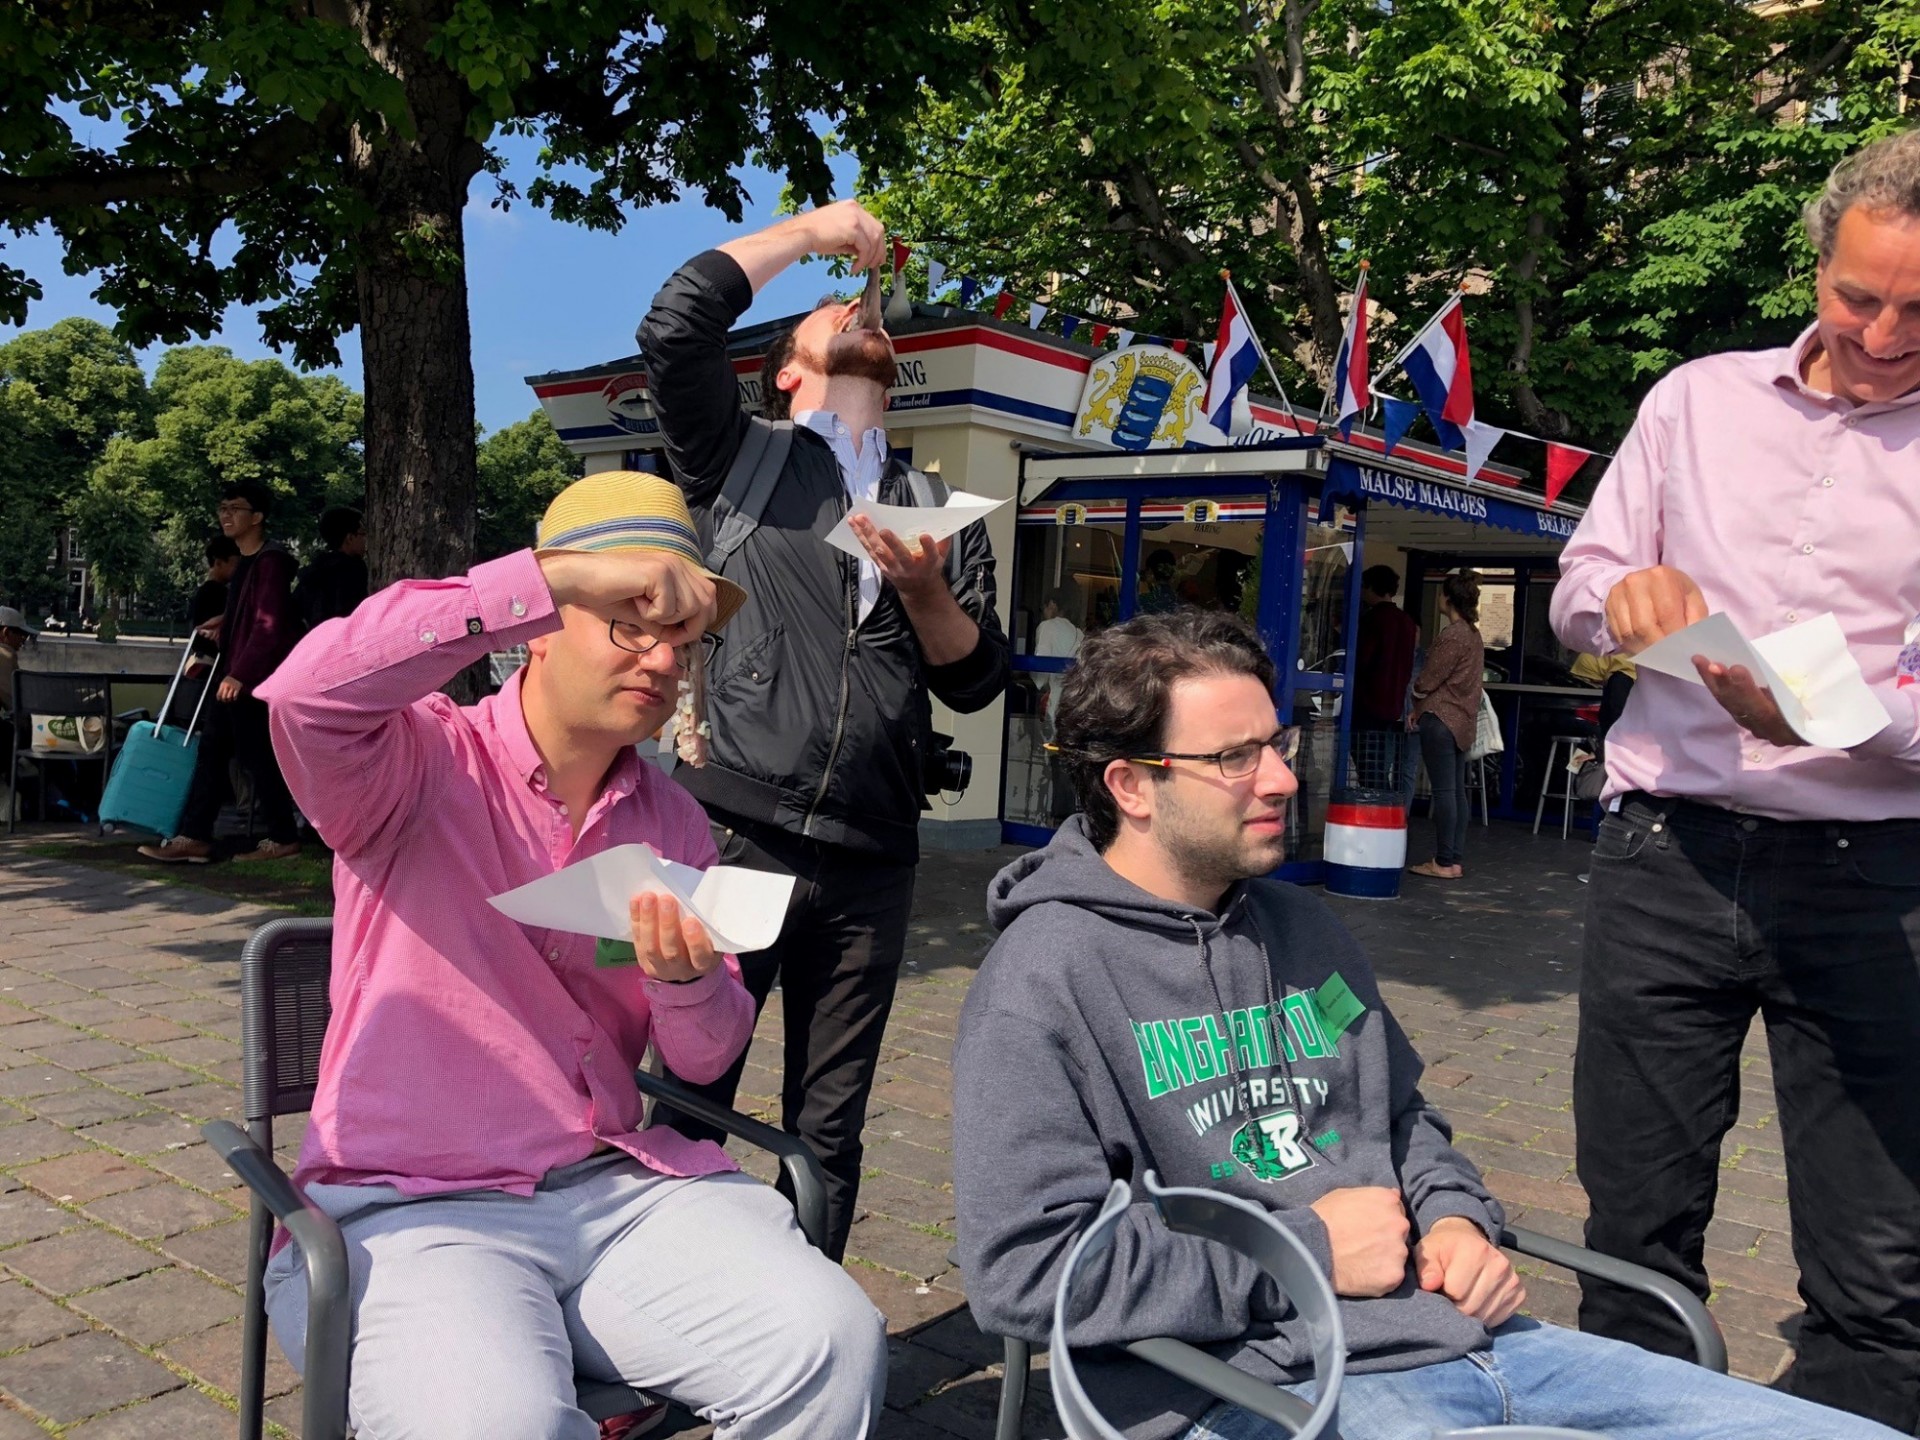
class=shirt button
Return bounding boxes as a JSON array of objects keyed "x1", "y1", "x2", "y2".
[
  {"x1": 549, "y1": 948, "x2": 561, "y2": 962},
  {"x1": 1801, "y1": 543, "x2": 1814, "y2": 555},
  {"x1": 1740, "y1": 817, "x2": 1759, "y2": 832},
  {"x1": 510, "y1": 597, "x2": 527, "y2": 617},
  {"x1": 419, "y1": 628, "x2": 437, "y2": 644},
  {"x1": 1821, "y1": 476, "x2": 1835, "y2": 488},
  {"x1": 1749, "y1": 751, "x2": 1764, "y2": 763},
  {"x1": 1786, "y1": 611, "x2": 1798, "y2": 622},
  {"x1": 1837, "y1": 838, "x2": 1850, "y2": 850},
  {"x1": 582, "y1": 1051, "x2": 593, "y2": 1064}
]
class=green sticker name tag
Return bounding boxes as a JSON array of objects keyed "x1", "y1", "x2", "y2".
[
  {"x1": 594, "y1": 938, "x2": 638, "y2": 969},
  {"x1": 1313, "y1": 972, "x2": 1366, "y2": 1043}
]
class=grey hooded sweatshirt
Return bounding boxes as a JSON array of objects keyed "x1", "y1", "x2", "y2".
[{"x1": 953, "y1": 818, "x2": 1504, "y2": 1440}]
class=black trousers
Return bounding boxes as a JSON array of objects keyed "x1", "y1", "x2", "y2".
[
  {"x1": 178, "y1": 695, "x2": 299, "y2": 845},
  {"x1": 657, "y1": 811, "x2": 915, "y2": 1261},
  {"x1": 1576, "y1": 794, "x2": 1920, "y2": 1430}
]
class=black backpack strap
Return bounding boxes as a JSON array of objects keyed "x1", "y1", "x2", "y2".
[{"x1": 707, "y1": 417, "x2": 794, "y2": 571}]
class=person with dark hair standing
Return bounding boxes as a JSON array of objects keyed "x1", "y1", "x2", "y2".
[
  {"x1": 639, "y1": 199, "x2": 1010, "y2": 1260},
  {"x1": 294, "y1": 505, "x2": 369, "y2": 630},
  {"x1": 188, "y1": 534, "x2": 240, "y2": 631},
  {"x1": 952, "y1": 608, "x2": 1900, "y2": 1440},
  {"x1": 140, "y1": 480, "x2": 304, "y2": 863},
  {"x1": 1353, "y1": 565, "x2": 1419, "y2": 790},
  {"x1": 1407, "y1": 571, "x2": 1483, "y2": 880}
]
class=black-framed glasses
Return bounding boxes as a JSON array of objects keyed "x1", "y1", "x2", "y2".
[
  {"x1": 1125, "y1": 727, "x2": 1302, "y2": 780},
  {"x1": 607, "y1": 620, "x2": 722, "y2": 670}
]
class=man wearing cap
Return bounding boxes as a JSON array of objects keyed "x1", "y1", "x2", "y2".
[
  {"x1": 640, "y1": 200, "x2": 1011, "y2": 1259},
  {"x1": 1551, "y1": 129, "x2": 1920, "y2": 1426},
  {"x1": 252, "y1": 473, "x2": 887, "y2": 1439},
  {"x1": 0, "y1": 605, "x2": 35, "y2": 721}
]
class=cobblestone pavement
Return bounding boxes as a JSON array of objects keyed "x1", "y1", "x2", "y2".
[{"x1": 0, "y1": 821, "x2": 1797, "y2": 1437}]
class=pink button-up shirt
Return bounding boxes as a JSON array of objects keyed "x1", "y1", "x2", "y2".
[
  {"x1": 1551, "y1": 324, "x2": 1920, "y2": 821},
  {"x1": 256, "y1": 549, "x2": 756, "y2": 1199}
]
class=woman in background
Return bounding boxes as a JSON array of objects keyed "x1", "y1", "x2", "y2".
[{"x1": 1408, "y1": 570, "x2": 1484, "y2": 879}]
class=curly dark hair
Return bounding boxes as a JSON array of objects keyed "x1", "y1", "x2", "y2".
[
  {"x1": 758, "y1": 328, "x2": 800, "y2": 421},
  {"x1": 1052, "y1": 609, "x2": 1277, "y2": 851}
]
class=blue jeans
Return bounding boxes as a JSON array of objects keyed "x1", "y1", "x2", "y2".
[
  {"x1": 1183, "y1": 1319, "x2": 1903, "y2": 1440},
  {"x1": 1416, "y1": 713, "x2": 1468, "y2": 867}
]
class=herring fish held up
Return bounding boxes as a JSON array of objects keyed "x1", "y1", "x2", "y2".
[{"x1": 857, "y1": 265, "x2": 884, "y2": 332}]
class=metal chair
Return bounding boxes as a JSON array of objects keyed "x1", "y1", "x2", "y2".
[
  {"x1": 974, "y1": 1198, "x2": 1727, "y2": 1440},
  {"x1": 1531, "y1": 735, "x2": 1589, "y2": 839},
  {"x1": 8, "y1": 670, "x2": 116, "y2": 834},
  {"x1": 203, "y1": 916, "x2": 830, "y2": 1440}
]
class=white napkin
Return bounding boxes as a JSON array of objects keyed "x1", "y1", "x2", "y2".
[
  {"x1": 1633, "y1": 612, "x2": 1891, "y2": 749},
  {"x1": 824, "y1": 493, "x2": 1006, "y2": 560},
  {"x1": 488, "y1": 844, "x2": 796, "y2": 955}
]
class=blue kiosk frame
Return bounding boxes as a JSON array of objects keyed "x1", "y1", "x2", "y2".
[
  {"x1": 1002, "y1": 439, "x2": 1589, "y2": 876},
  {"x1": 1003, "y1": 438, "x2": 1350, "y2": 883}
]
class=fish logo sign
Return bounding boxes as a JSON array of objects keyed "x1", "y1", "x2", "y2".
[{"x1": 602, "y1": 373, "x2": 658, "y2": 436}]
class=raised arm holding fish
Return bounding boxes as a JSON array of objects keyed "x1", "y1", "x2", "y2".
[{"x1": 637, "y1": 201, "x2": 1011, "y2": 1259}]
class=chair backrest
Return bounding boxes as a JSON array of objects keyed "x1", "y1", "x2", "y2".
[
  {"x1": 1052, "y1": 1172, "x2": 1344, "y2": 1440},
  {"x1": 240, "y1": 917, "x2": 336, "y2": 1124},
  {"x1": 13, "y1": 671, "x2": 113, "y2": 746}
]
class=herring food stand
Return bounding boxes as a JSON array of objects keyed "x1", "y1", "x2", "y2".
[{"x1": 530, "y1": 303, "x2": 1593, "y2": 882}]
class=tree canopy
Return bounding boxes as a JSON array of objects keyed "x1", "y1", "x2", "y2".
[
  {"x1": 0, "y1": 321, "x2": 583, "y2": 628},
  {"x1": 1, "y1": 0, "x2": 967, "y2": 592},
  {"x1": 476, "y1": 409, "x2": 582, "y2": 563},
  {"x1": 861, "y1": 0, "x2": 1919, "y2": 445},
  {"x1": 0, "y1": 318, "x2": 151, "y2": 616}
]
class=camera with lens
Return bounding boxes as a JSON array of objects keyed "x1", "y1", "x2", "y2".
[{"x1": 923, "y1": 730, "x2": 973, "y2": 796}]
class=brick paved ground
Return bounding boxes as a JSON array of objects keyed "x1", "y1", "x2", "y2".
[{"x1": 0, "y1": 820, "x2": 1797, "y2": 1437}]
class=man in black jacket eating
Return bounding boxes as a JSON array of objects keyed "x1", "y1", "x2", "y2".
[{"x1": 639, "y1": 200, "x2": 1010, "y2": 1258}]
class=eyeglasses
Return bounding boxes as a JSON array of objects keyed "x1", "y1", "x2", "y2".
[
  {"x1": 1125, "y1": 727, "x2": 1301, "y2": 780},
  {"x1": 607, "y1": 620, "x2": 722, "y2": 670},
  {"x1": 215, "y1": 503, "x2": 256, "y2": 518}
]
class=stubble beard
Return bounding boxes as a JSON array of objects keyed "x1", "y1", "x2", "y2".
[{"x1": 1155, "y1": 789, "x2": 1286, "y2": 900}]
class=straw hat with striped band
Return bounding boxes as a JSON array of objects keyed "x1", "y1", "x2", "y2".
[{"x1": 536, "y1": 471, "x2": 747, "y2": 629}]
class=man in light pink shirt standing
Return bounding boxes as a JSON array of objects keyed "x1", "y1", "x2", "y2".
[
  {"x1": 254, "y1": 472, "x2": 886, "y2": 1439},
  {"x1": 1550, "y1": 130, "x2": 1920, "y2": 1430}
]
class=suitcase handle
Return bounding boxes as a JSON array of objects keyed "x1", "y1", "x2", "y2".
[
  {"x1": 178, "y1": 656, "x2": 217, "y2": 746},
  {"x1": 158, "y1": 637, "x2": 217, "y2": 746},
  {"x1": 154, "y1": 639, "x2": 198, "y2": 733}
]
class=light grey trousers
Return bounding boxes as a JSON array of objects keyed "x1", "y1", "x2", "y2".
[{"x1": 265, "y1": 1153, "x2": 887, "y2": 1439}]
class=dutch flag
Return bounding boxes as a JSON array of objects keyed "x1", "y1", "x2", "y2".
[
  {"x1": 1396, "y1": 294, "x2": 1474, "y2": 451},
  {"x1": 1332, "y1": 267, "x2": 1370, "y2": 441},
  {"x1": 1204, "y1": 282, "x2": 1260, "y2": 437}
]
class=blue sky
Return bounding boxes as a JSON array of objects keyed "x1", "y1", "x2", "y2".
[{"x1": 0, "y1": 135, "x2": 862, "y2": 435}]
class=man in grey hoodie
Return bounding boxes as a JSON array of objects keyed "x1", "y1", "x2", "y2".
[{"x1": 953, "y1": 609, "x2": 1898, "y2": 1440}]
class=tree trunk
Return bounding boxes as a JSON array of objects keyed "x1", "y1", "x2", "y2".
[{"x1": 345, "y1": 2, "x2": 484, "y2": 598}]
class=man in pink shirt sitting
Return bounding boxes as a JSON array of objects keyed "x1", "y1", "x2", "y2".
[
  {"x1": 1551, "y1": 129, "x2": 1920, "y2": 1429},
  {"x1": 253, "y1": 472, "x2": 886, "y2": 1438}
]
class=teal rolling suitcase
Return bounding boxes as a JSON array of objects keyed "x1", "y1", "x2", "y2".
[{"x1": 100, "y1": 643, "x2": 213, "y2": 838}]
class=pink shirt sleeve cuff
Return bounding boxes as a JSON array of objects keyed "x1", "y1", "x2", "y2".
[
  {"x1": 643, "y1": 961, "x2": 741, "y2": 1008},
  {"x1": 470, "y1": 550, "x2": 557, "y2": 634},
  {"x1": 1850, "y1": 685, "x2": 1920, "y2": 762}
]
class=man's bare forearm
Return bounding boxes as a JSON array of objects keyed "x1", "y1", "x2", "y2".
[
  {"x1": 900, "y1": 585, "x2": 980, "y2": 667},
  {"x1": 716, "y1": 214, "x2": 820, "y2": 296}
]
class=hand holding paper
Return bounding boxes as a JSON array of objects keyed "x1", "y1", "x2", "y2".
[
  {"x1": 489, "y1": 844, "x2": 796, "y2": 958},
  {"x1": 824, "y1": 492, "x2": 1006, "y2": 561},
  {"x1": 1632, "y1": 612, "x2": 1892, "y2": 750},
  {"x1": 627, "y1": 891, "x2": 719, "y2": 983}
]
